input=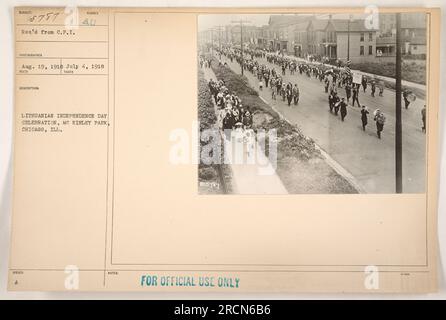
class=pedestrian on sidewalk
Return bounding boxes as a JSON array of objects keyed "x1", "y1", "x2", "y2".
[
  {"x1": 340, "y1": 98, "x2": 348, "y2": 121},
  {"x1": 259, "y1": 79, "x2": 264, "y2": 91},
  {"x1": 361, "y1": 105, "x2": 369, "y2": 130},
  {"x1": 243, "y1": 106, "x2": 253, "y2": 129},
  {"x1": 222, "y1": 112, "x2": 234, "y2": 140},
  {"x1": 373, "y1": 109, "x2": 386, "y2": 139}
]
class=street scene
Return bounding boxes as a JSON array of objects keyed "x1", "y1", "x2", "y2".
[{"x1": 197, "y1": 13, "x2": 427, "y2": 194}]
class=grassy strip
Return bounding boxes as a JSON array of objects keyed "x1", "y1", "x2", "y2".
[
  {"x1": 350, "y1": 61, "x2": 426, "y2": 100},
  {"x1": 198, "y1": 70, "x2": 217, "y2": 130},
  {"x1": 319, "y1": 56, "x2": 425, "y2": 84},
  {"x1": 211, "y1": 62, "x2": 358, "y2": 194},
  {"x1": 197, "y1": 68, "x2": 233, "y2": 194},
  {"x1": 211, "y1": 65, "x2": 277, "y2": 118},
  {"x1": 350, "y1": 61, "x2": 426, "y2": 85}
]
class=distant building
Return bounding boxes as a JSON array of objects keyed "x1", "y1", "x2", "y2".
[
  {"x1": 226, "y1": 25, "x2": 260, "y2": 47},
  {"x1": 401, "y1": 13, "x2": 427, "y2": 55},
  {"x1": 293, "y1": 21, "x2": 310, "y2": 57},
  {"x1": 306, "y1": 19, "x2": 329, "y2": 57},
  {"x1": 306, "y1": 18, "x2": 378, "y2": 63},
  {"x1": 265, "y1": 14, "x2": 313, "y2": 53},
  {"x1": 199, "y1": 13, "x2": 426, "y2": 62},
  {"x1": 376, "y1": 36, "x2": 396, "y2": 58},
  {"x1": 198, "y1": 29, "x2": 213, "y2": 47},
  {"x1": 407, "y1": 37, "x2": 426, "y2": 55},
  {"x1": 257, "y1": 25, "x2": 269, "y2": 49},
  {"x1": 376, "y1": 13, "x2": 427, "y2": 57},
  {"x1": 379, "y1": 14, "x2": 396, "y2": 37}
]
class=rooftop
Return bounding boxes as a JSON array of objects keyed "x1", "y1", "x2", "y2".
[
  {"x1": 268, "y1": 14, "x2": 313, "y2": 27},
  {"x1": 308, "y1": 19, "x2": 329, "y2": 31},
  {"x1": 401, "y1": 13, "x2": 427, "y2": 29},
  {"x1": 329, "y1": 19, "x2": 379, "y2": 32}
]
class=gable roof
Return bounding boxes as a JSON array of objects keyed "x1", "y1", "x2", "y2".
[
  {"x1": 293, "y1": 21, "x2": 310, "y2": 32},
  {"x1": 376, "y1": 36, "x2": 396, "y2": 45},
  {"x1": 328, "y1": 19, "x2": 378, "y2": 32},
  {"x1": 268, "y1": 14, "x2": 313, "y2": 27},
  {"x1": 401, "y1": 13, "x2": 426, "y2": 29},
  {"x1": 409, "y1": 36, "x2": 426, "y2": 45},
  {"x1": 307, "y1": 19, "x2": 329, "y2": 31}
]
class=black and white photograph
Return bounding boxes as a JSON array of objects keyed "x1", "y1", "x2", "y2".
[
  {"x1": 2, "y1": 2, "x2": 444, "y2": 299},
  {"x1": 197, "y1": 12, "x2": 428, "y2": 195}
]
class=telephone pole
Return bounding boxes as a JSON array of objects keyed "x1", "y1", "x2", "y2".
[
  {"x1": 347, "y1": 15, "x2": 353, "y2": 63},
  {"x1": 395, "y1": 13, "x2": 403, "y2": 193},
  {"x1": 210, "y1": 29, "x2": 214, "y2": 56},
  {"x1": 214, "y1": 25, "x2": 224, "y2": 50},
  {"x1": 231, "y1": 19, "x2": 251, "y2": 75}
]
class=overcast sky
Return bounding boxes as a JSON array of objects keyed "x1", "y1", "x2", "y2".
[
  {"x1": 197, "y1": 13, "x2": 369, "y2": 31},
  {"x1": 198, "y1": 14, "x2": 272, "y2": 31}
]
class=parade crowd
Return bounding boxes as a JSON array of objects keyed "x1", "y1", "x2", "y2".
[
  {"x1": 208, "y1": 46, "x2": 427, "y2": 139},
  {"x1": 206, "y1": 75, "x2": 254, "y2": 140}
]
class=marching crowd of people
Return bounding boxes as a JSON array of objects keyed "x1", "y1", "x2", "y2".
[
  {"x1": 200, "y1": 42, "x2": 426, "y2": 139},
  {"x1": 244, "y1": 59, "x2": 301, "y2": 107},
  {"x1": 204, "y1": 45, "x2": 426, "y2": 140}
]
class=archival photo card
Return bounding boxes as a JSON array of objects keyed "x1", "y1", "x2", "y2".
[
  {"x1": 8, "y1": 7, "x2": 439, "y2": 292},
  {"x1": 197, "y1": 13, "x2": 427, "y2": 195}
]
